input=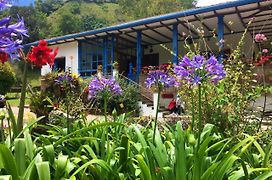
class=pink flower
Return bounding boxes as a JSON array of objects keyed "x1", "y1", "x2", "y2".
[
  {"x1": 262, "y1": 49, "x2": 269, "y2": 53},
  {"x1": 255, "y1": 34, "x2": 267, "y2": 42}
]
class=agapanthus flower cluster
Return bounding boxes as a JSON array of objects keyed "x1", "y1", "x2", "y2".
[
  {"x1": 174, "y1": 55, "x2": 225, "y2": 86},
  {"x1": 145, "y1": 70, "x2": 176, "y2": 89},
  {"x1": 27, "y1": 40, "x2": 58, "y2": 68},
  {"x1": 0, "y1": 0, "x2": 28, "y2": 62},
  {"x1": 0, "y1": 0, "x2": 11, "y2": 9},
  {"x1": 88, "y1": 76, "x2": 122, "y2": 98},
  {"x1": 54, "y1": 72, "x2": 80, "y2": 92},
  {"x1": 255, "y1": 33, "x2": 267, "y2": 43}
]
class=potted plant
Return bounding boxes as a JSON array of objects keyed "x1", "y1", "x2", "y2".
[
  {"x1": 112, "y1": 61, "x2": 119, "y2": 70},
  {"x1": 0, "y1": 95, "x2": 6, "y2": 108}
]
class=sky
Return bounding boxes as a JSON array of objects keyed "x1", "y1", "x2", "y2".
[{"x1": 14, "y1": 0, "x2": 234, "y2": 7}]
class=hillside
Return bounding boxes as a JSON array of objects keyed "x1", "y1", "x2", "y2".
[{"x1": 44, "y1": 1, "x2": 133, "y2": 38}]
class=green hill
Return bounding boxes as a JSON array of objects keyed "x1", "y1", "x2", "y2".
[{"x1": 45, "y1": 1, "x2": 133, "y2": 38}]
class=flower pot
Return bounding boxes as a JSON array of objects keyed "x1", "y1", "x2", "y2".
[{"x1": 0, "y1": 100, "x2": 6, "y2": 108}]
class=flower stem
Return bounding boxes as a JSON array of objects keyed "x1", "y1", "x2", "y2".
[
  {"x1": 17, "y1": 60, "x2": 28, "y2": 133},
  {"x1": 104, "y1": 96, "x2": 108, "y2": 122},
  {"x1": 197, "y1": 84, "x2": 202, "y2": 178},
  {"x1": 153, "y1": 88, "x2": 161, "y2": 143},
  {"x1": 197, "y1": 84, "x2": 202, "y2": 145},
  {"x1": 191, "y1": 90, "x2": 195, "y2": 132},
  {"x1": 258, "y1": 64, "x2": 266, "y2": 132}
]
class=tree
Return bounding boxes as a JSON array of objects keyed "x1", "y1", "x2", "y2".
[
  {"x1": 118, "y1": 0, "x2": 196, "y2": 19},
  {"x1": 82, "y1": 15, "x2": 109, "y2": 31},
  {"x1": 9, "y1": 6, "x2": 48, "y2": 43},
  {"x1": 58, "y1": 11, "x2": 82, "y2": 35}
]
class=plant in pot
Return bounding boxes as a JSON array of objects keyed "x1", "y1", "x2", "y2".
[{"x1": 0, "y1": 95, "x2": 5, "y2": 108}]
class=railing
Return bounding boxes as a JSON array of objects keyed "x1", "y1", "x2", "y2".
[{"x1": 118, "y1": 73, "x2": 153, "y2": 103}]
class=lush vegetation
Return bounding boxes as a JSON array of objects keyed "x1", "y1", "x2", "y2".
[
  {"x1": 0, "y1": 63, "x2": 16, "y2": 95},
  {"x1": 0, "y1": 0, "x2": 271, "y2": 179},
  {"x1": 1, "y1": 0, "x2": 196, "y2": 42}
]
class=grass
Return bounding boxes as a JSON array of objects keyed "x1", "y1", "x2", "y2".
[{"x1": 6, "y1": 98, "x2": 30, "y2": 107}]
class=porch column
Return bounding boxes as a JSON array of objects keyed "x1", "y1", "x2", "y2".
[
  {"x1": 78, "y1": 41, "x2": 82, "y2": 75},
  {"x1": 136, "y1": 31, "x2": 142, "y2": 76},
  {"x1": 172, "y1": 24, "x2": 178, "y2": 65},
  {"x1": 217, "y1": 15, "x2": 224, "y2": 63},
  {"x1": 103, "y1": 37, "x2": 108, "y2": 74},
  {"x1": 111, "y1": 35, "x2": 115, "y2": 65}
]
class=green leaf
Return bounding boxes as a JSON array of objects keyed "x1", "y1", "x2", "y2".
[
  {"x1": 23, "y1": 129, "x2": 34, "y2": 160},
  {"x1": 54, "y1": 122, "x2": 125, "y2": 147},
  {"x1": 55, "y1": 154, "x2": 68, "y2": 179},
  {"x1": 6, "y1": 103, "x2": 18, "y2": 137},
  {"x1": 135, "y1": 155, "x2": 152, "y2": 180},
  {"x1": 175, "y1": 122, "x2": 187, "y2": 180},
  {"x1": 14, "y1": 138, "x2": 26, "y2": 176},
  {"x1": 43, "y1": 145, "x2": 55, "y2": 165},
  {"x1": 263, "y1": 141, "x2": 272, "y2": 168},
  {"x1": 0, "y1": 144, "x2": 19, "y2": 180},
  {"x1": 0, "y1": 175, "x2": 12, "y2": 180},
  {"x1": 254, "y1": 171, "x2": 272, "y2": 180},
  {"x1": 71, "y1": 159, "x2": 116, "y2": 178},
  {"x1": 36, "y1": 162, "x2": 51, "y2": 180},
  {"x1": 119, "y1": 135, "x2": 130, "y2": 172}
]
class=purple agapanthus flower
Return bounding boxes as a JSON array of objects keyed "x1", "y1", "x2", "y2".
[
  {"x1": 0, "y1": 1, "x2": 28, "y2": 60},
  {"x1": 145, "y1": 70, "x2": 176, "y2": 89},
  {"x1": 0, "y1": 0, "x2": 11, "y2": 10},
  {"x1": 55, "y1": 74, "x2": 74, "y2": 84},
  {"x1": 88, "y1": 76, "x2": 122, "y2": 98},
  {"x1": 174, "y1": 55, "x2": 225, "y2": 86}
]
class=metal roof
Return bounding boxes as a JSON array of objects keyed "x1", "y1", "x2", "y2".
[{"x1": 24, "y1": 0, "x2": 272, "y2": 47}]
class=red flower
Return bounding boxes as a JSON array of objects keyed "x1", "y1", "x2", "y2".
[
  {"x1": 27, "y1": 40, "x2": 58, "y2": 68},
  {"x1": 0, "y1": 52, "x2": 8, "y2": 63},
  {"x1": 256, "y1": 55, "x2": 272, "y2": 66}
]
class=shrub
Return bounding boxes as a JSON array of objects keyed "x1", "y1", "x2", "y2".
[
  {"x1": 0, "y1": 62, "x2": 16, "y2": 95},
  {"x1": 90, "y1": 78, "x2": 140, "y2": 115}
]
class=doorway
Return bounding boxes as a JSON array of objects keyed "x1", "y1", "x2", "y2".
[{"x1": 54, "y1": 57, "x2": 66, "y2": 72}]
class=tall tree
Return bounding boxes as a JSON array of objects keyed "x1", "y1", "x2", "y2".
[
  {"x1": 118, "y1": 0, "x2": 196, "y2": 19},
  {"x1": 9, "y1": 6, "x2": 47, "y2": 43}
]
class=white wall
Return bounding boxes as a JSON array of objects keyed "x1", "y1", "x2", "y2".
[{"x1": 50, "y1": 41, "x2": 79, "y2": 74}]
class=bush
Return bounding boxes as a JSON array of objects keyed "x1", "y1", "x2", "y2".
[
  {"x1": 0, "y1": 62, "x2": 16, "y2": 95},
  {"x1": 90, "y1": 78, "x2": 140, "y2": 115}
]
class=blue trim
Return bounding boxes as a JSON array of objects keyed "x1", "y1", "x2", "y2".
[
  {"x1": 103, "y1": 37, "x2": 108, "y2": 73},
  {"x1": 172, "y1": 24, "x2": 178, "y2": 64},
  {"x1": 136, "y1": 31, "x2": 142, "y2": 76},
  {"x1": 24, "y1": 0, "x2": 261, "y2": 47},
  {"x1": 217, "y1": 15, "x2": 224, "y2": 63}
]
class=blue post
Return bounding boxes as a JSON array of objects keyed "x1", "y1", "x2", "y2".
[
  {"x1": 217, "y1": 15, "x2": 224, "y2": 63},
  {"x1": 111, "y1": 35, "x2": 115, "y2": 66},
  {"x1": 78, "y1": 41, "x2": 82, "y2": 75},
  {"x1": 103, "y1": 37, "x2": 108, "y2": 74},
  {"x1": 172, "y1": 24, "x2": 178, "y2": 65},
  {"x1": 136, "y1": 31, "x2": 142, "y2": 76}
]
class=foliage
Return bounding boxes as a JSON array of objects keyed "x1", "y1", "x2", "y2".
[
  {"x1": 8, "y1": 6, "x2": 47, "y2": 44},
  {"x1": 0, "y1": 62, "x2": 16, "y2": 95},
  {"x1": 0, "y1": 116, "x2": 271, "y2": 179},
  {"x1": 118, "y1": 0, "x2": 196, "y2": 19},
  {"x1": 30, "y1": 71, "x2": 84, "y2": 120},
  {"x1": 91, "y1": 78, "x2": 140, "y2": 115}
]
